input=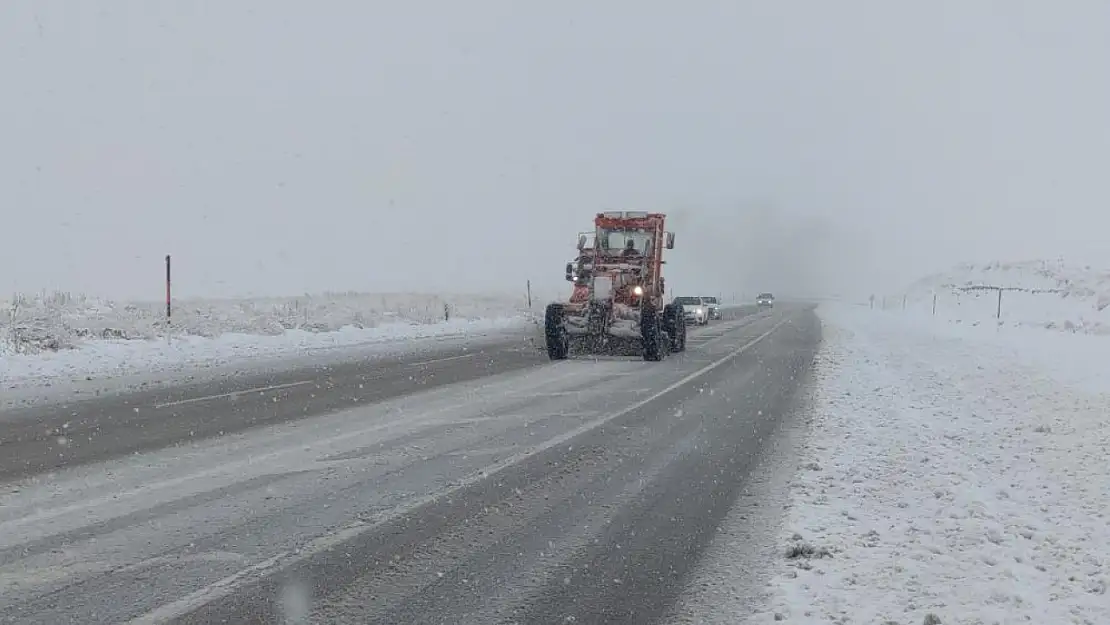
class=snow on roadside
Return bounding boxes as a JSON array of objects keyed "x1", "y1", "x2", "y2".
[
  {"x1": 1, "y1": 291, "x2": 539, "y2": 388},
  {"x1": 751, "y1": 303, "x2": 1110, "y2": 625},
  {"x1": 895, "y1": 259, "x2": 1110, "y2": 336},
  {"x1": 1, "y1": 317, "x2": 531, "y2": 388},
  {"x1": 878, "y1": 305, "x2": 1110, "y2": 399}
]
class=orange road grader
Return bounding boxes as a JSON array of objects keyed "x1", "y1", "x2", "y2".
[{"x1": 545, "y1": 211, "x2": 687, "y2": 361}]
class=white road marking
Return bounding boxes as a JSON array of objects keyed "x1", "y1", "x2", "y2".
[
  {"x1": 0, "y1": 366, "x2": 595, "y2": 541},
  {"x1": 446, "y1": 444, "x2": 520, "y2": 457},
  {"x1": 511, "y1": 391, "x2": 587, "y2": 398},
  {"x1": 153, "y1": 380, "x2": 315, "y2": 409},
  {"x1": 509, "y1": 384, "x2": 659, "y2": 398},
  {"x1": 693, "y1": 318, "x2": 776, "y2": 351},
  {"x1": 407, "y1": 353, "x2": 477, "y2": 367},
  {"x1": 152, "y1": 353, "x2": 477, "y2": 409},
  {"x1": 123, "y1": 314, "x2": 795, "y2": 625},
  {"x1": 692, "y1": 335, "x2": 738, "y2": 350},
  {"x1": 2, "y1": 550, "x2": 250, "y2": 591},
  {"x1": 471, "y1": 411, "x2": 600, "y2": 422},
  {"x1": 118, "y1": 551, "x2": 248, "y2": 574}
]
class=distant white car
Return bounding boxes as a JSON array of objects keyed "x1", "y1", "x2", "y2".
[
  {"x1": 757, "y1": 292, "x2": 775, "y2": 309},
  {"x1": 700, "y1": 296, "x2": 721, "y2": 320},
  {"x1": 674, "y1": 296, "x2": 709, "y2": 325}
]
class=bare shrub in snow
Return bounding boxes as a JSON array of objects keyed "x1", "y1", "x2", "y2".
[{"x1": 784, "y1": 536, "x2": 831, "y2": 560}]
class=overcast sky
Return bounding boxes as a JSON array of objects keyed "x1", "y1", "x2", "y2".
[{"x1": 2, "y1": 1, "x2": 1108, "y2": 301}]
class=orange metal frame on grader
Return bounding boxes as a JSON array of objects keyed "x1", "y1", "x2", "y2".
[{"x1": 544, "y1": 211, "x2": 687, "y2": 361}]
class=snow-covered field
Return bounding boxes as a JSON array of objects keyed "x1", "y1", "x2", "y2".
[
  {"x1": 894, "y1": 259, "x2": 1110, "y2": 335},
  {"x1": 753, "y1": 302, "x2": 1110, "y2": 624},
  {"x1": 1, "y1": 290, "x2": 539, "y2": 389}
]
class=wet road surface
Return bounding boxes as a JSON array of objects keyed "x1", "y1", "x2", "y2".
[{"x1": 0, "y1": 304, "x2": 816, "y2": 624}]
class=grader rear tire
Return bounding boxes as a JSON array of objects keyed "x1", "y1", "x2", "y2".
[
  {"x1": 641, "y1": 306, "x2": 665, "y2": 362},
  {"x1": 544, "y1": 303, "x2": 569, "y2": 360},
  {"x1": 663, "y1": 303, "x2": 686, "y2": 353}
]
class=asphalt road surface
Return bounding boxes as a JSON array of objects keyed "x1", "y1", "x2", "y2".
[
  {"x1": 0, "y1": 306, "x2": 757, "y2": 481},
  {"x1": 0, "y1": 330, "x2": 546, "y2": 482},
  {"x1": 0, "y1": 303, "x2": 818, "y2": 625}
]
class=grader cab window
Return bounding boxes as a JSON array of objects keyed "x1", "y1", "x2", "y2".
[{"x1": 598, "y1": 228, "x2": 653, "y2": 257}]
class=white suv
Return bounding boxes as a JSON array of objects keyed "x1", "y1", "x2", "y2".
[
  {"x1": 675, "y1": 296, "x2": 710, "y2": 325},
  {"x1": 700, "y1": 296, "x2": 721, "y2": 320}
]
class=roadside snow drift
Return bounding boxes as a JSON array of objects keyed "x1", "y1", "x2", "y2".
[
  {"x1": 896, "y1": 259, "x2": 1110, "y2": 335},
  {"x1": 755, "y1": 303, "x2": 1110, "y2": 624},
  {"x1": 1, "y1": 291, "x2": 536, "y2": 387}
]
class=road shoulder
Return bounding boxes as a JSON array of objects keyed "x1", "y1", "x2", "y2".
[
  {"x1": 750, "y1": 304, "x2": 1110, "y2": 624},
  {"x1": 661, "y1": 313, "x2": 822, "y2": 625}
]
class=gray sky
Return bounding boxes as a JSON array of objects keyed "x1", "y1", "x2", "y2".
[{"x1": 3, "y1": 1, "x2": 1108, "y2": 302}]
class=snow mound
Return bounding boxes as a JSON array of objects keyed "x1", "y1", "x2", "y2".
[
  {"x1": 0, "y1": 291, "x2": 543, "y2": 388},
  {"x1": 0, "y1": 291, "x2": 531, "y2": 356},
  {"x1": 897, "y1": 259, "x2": 1110, "y2": 335}
]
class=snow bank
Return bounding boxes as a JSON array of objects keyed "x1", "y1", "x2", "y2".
[
  {"x1": 1, "y1": 291, "x2": 538, "y2": 387},
  {"x1": 893, "y1": 259, "x2": 1110, "y2": 335},
  {"x1": 753, "y1": 303, "x2": 1110, "y2": 624}
]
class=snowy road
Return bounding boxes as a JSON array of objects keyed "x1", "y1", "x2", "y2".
[
  {"x1": 0, "y1": 305, "x2": 818, "y2": 624},
  {"x1": 0, "y1": 330, "x2": 548, "y2": 481},
  {"x1": 0, "y1": 307, "x2": 761, "y2": 481}
]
